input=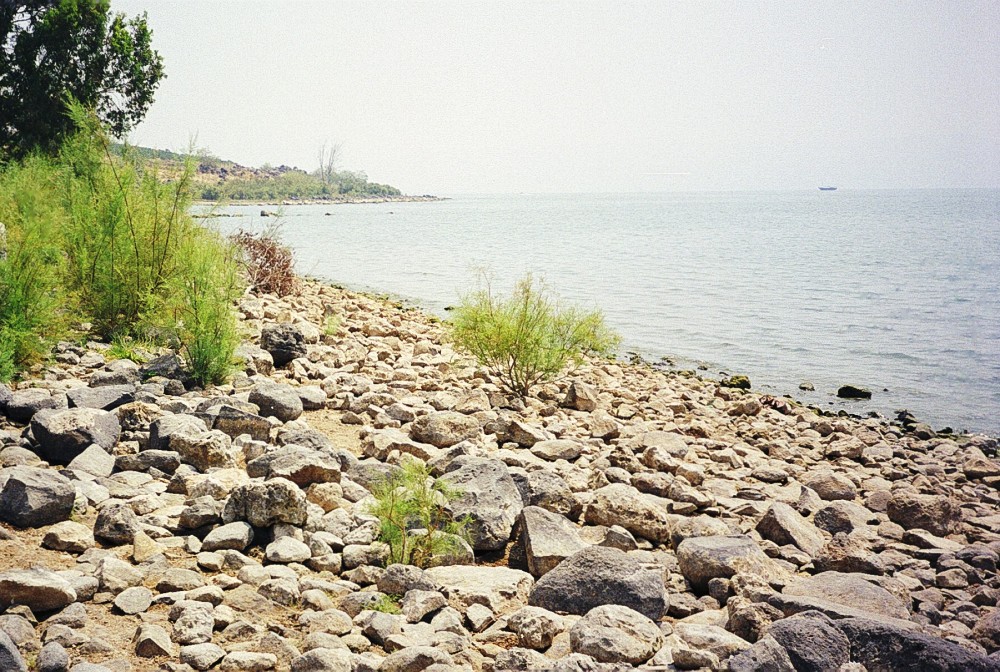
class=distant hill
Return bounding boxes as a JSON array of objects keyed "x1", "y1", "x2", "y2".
[{"x1": 118, "y1": 145, "x2": 428, "y2": 203}]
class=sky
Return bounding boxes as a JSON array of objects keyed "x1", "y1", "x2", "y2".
[{"x1": 114, "y1": 1, "x2": 1000, "y2": 194}]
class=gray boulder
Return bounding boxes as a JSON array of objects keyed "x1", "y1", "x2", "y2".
[
  {"x1": 66, "y1": 384, "x2": 135, "y2": 411},
  {"x1": 529, "y1": 545, "x2": 667, "y2": 620},
  {"x1": 411, "y1": 410, "x2": 480, "y2": 447},
  {"x1": 223, "y1": 478, "x2": 308, "y2": 527},
  {"x1": 726, "y1": 635, "x2": 796, "y2": 672},
  {"x1": 755, "y1": 502, "x2": 826, "y2": 557},
  {"x1": 249, "y1": 381, "x2": 304, "y2": 422},
  {"x1": 171, "y1": 429, "x2": 241, "y2": 472},
  {"x1": 260, "y1": 322, "x2": 308, "y2": 367},
  {"x1": 782, "y1": 572, "x2": 909, "y2": 620},
  {"x1": 201, "y1": 521, "x2": 254, "y2": 551},
  {"x1": 66, "y1": 443, "x2": 115, "y2": 477},
  {"x1": 511, "y1": 505, "x2": 587, "y2": 578},
  {"x1": 148, "y1": 414, "x2": 209, "y2": 451},
  {"x1": 584, "y1": 483, "x2": 671, "y2": 544},
  {"x1": 836, "y1": 616, "x2": 996, "y2": 672},
  {"x1": 211, "y1": 405, "x2": 271, "y2": 442},
  {"x1": 677, "y1": 535, "x2": 785, "y2": 593},
  {"x1": 94, "y1": 501, "x2": 140, "y2": 546},
  {"x1": 6, "y1": 388, "x2": 63, "y2": 423},
  {"x1": 0, "y1": 631, "x2": 27, "y2": 672},
  {"x1": 0, "y1": 568, "x2": 77, "y2": 612},
  {"x1": 0, "y1": 466, "x2": 75, "y2": 527},
  {"x1": 569, "y1": 604, "x2": 663, "y2": 665},
  {"x1": 444, "y1": 457, "x2": 523, "y2": 551},
  {"x1": 30, "y1": 407, "x2": 121, "y2": 464},
  {"x1": 247, "y1": 447, "x2": 340, "y2": 487},
  {"x1": 767, "y1": 611, "x2": 850, "y2": 672}
]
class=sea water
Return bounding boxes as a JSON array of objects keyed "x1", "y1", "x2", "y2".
[{"x1": 202, "y1": 189, "x2": 1000, "y2": 435}]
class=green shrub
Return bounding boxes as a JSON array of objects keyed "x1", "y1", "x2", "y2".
[
  {"x1": 370, "y1": 594, "x2": 402, "y2": 614},
  {"x1": 0, "y1": 154, "x2": 69, "y2": 377},
  {"x1": 166, "y1": 229, "x2": 242, "y2": 387},
  {"x1": 367, "y1": 461, "x2": 470, "y2": 568},
  {"x1": 449, "y1": 274, "x2": 621, "y2": 396}
]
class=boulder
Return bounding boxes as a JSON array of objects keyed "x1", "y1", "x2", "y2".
[
  {"x1": 148, "y1": 414, "x2": 209, "y2": 451},
  {"x1": 424, "y1": 565, "x2": 533, "y2": 615},
  {"x1": 140, "y1": 353, "x2": 185, "y2": 382},
  {"x1": 727, "y1": 636, "x2": 796, "y2": 672},
  {"x1": 211, "y1": 405, "x2": 272, "y2": 443},
  {"x1": 512, "y1": 506, "x2": 587, "y2": 577},
  {"x1": 444, "y1": 457, "x2": 522, "y2": 551},
  {"x1": 223, "y1": 478, "x2": 308, "y2": 527},
  {"x1": 506, "y1": 606, "x2": 564, "y2": 649},
  {"x1": 676, "y1": 535, "x2": 784, "y2": 593},
  {"x1": 201, "y1": 522, "x2": 254, "y2": 552},
  {"x1": 783, "y1": 572, "x2": 909, "y2": 620},
  {"x1": 836, "y1": 616, "x2": 996, "y2": 672},
  {"x1": 972, "y1": 607, "x2": 1000, "y2": 653},
  {"x1": 94, "y1": 501, "x2": 140, "y2": 546},
  {"x1": 410, "y1": 410, "x2": 480, "y2": 447},
  {"x1": 0, "y1": 568, "x2": 77, "y2": 612},
  {"x1": 584, "y1": 483, "x2": 671, "y2": 544},
  {"x1": 260, "y1": 322, "x2": 308, "y2": 367},
  {"x1": 248, "y1": 447, "x2": 340, "y2": 487},
  {"x1": 42, "y1": 520, "x2": 95, "y2": 553},
  {"x1": 290, "y1": 648, "x2": 352, "y2": 672},
  {"x1": 66, "y1": 384, "x2": 135, "y2": 411},
  {"x1": 0, "y1": 631, "x2": 27, "y2": 672},
  {"x1": 249, "y1": 381, "x2": 303, "y2": 422},
  {"x1": 800, "y1": 470, "x2": 856, "y2": 501},
  {"x1": 66, "y1": 443, "x2": 115, "y2": 477},
  {"x1": 530, "y1": 439, "x2": 584, "y2": 462},
  {"x1": 837, "y1": 385, "x2": 872, "y2": 399},
  {"x1": 0, "y1": 466, "x2": 75, "y2": 527},
  {"x1": 767, "y1": 611, "x2": 850, "y2": 672},
  {"x1": 756, "y1": 502, "x2": 826, "y2": 557},
  {"x1": 569, "y1": 604, "x2": 662, "y2": 665},
  {"x1": 6, "y1": 388, "x2": 62, "y2": 423},
  {"x1": 886, "y1": 492, "x2": 963, "y2": 536},
  {"x1": 675, "y1": 622, "x2": 752, "y2": 659},
  {"x1": 529, "y1": 545, "x2": 667, "y2": 620},
  {"x1": 563, "y1": 380, "x2": 599, "y2": 412},
  {"x1": 172, "y1": 429, "x2": 242, "y2": 472},
  {"x1": 30, "y1": 407, "x2": 121, "y2": 464}
]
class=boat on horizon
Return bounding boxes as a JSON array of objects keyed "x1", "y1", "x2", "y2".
[{"x1": 819, "y1": 186, "x2": 838, "y2": 191}]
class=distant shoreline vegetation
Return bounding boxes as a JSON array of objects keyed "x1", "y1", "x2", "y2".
[{"x1": 118, "y1": 145, "x2": 437, "y2": 203}]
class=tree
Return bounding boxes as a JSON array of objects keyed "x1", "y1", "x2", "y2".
[
  {"x1": 0, "y1": 0, "x2": 165, "y2": 159},
  {"x1": 317, "y1": 140, "x2": 341, "y2": 185}
]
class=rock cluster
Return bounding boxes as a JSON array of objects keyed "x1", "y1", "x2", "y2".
[{"x1": 0, "y1": 278, "x2": 998, "y2": 671}]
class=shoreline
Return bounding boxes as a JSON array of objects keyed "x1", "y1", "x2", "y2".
[
  {"x1": 193, "y1": 194, "x2": 448, "y2": 208},
  {"x1": 0, "y1": 274, "x2": 998, "y2": 669}
]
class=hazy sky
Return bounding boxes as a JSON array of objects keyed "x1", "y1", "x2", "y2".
[{"x1": 115, "y1": 1, "x2": 999, "y2": 194}]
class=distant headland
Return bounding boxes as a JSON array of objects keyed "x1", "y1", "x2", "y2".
[{"x1": 127, "y1": 145, "x2": 442, "y2": 204}]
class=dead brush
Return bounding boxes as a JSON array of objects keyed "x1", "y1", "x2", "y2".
[{"x1": 230, "y1": 228, "x2": 299, "y2": 296}]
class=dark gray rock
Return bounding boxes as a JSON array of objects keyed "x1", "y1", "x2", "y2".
[
  {"x1": 139, "y1": 353, "x2": 185, "y2": 382},
  {"x1": 727, "y1": 636, "x2": 795, "y2": 672},
  {"x1": 30, "y1": 407, "x2": 121, "y2": 464},
  {"x1": 767, "y1": 611, "x2": 850, "y2": 672},
  {"x1": 211, "y1": 404, "x2": 271, "y2": 442},
  {"x1": 529, "y1": 545, "x2": 667, "y2": 620},
  {"x1": 37, "y1": 640, "x2": 69, "y2": 672},
  {"x1": 115, "y1": 449, "x2": 181, "y2": 474},
  {"x1": 444, "y1": 457, "x2": 523, "y2": 551},
  {"x1": 0, "y1": 630, "x2": 27, "y2": 672},
  {"x1": 837, "y1": 385, "x2": 872, "y2": 399},
  {"x1": 66, "y1": 385, "x2": 135, "y2": 411},
  {"x1": 260, "y1": 322, "x2": 308, "y2": 367},
  {"x1": 836, "y1": 616, "x2": 997, "y2": 672},
  {"x1": 6, "y1": 388, "x2": 63, "y2": 424},
  {"x1": 0, "y1": 466, "x2": 75, "y2": 527},
  {"x1": 94, "y1": 502, "x2": 140, "y2": 546},
  {"x1": 248, "y1": 381, "x2": 303, "y2": 422}
]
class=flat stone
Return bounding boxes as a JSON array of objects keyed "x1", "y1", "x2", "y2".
[
  {"x1": 289, "y1": 647, "x2": 353, "y2": 672},
  {"x1": 180, "y1": 643, "x2": 227, "y2": 671},
  {"x1": 530, "y1": 439, "x2": 584, "y2": 462},
  {"x1": 782, "y1": 572, "x2": 909, "y2": 620},
  {"x1": 425, "y1": 565, "x2": 533, "y2": 615},
  {"x1": 66, "y1": 385, "x2": 135, "y2": 411},
  {"x1": 113, "y1": 586, "x2": 153, "y2": 615},
  {"x1": 219, "y1": 651, "x2": 279, "y2": 671},
  {"x1": 265, "y1": 537, "x2": 312, "y2": 563},
  {"x1": 0, "y1": 568, "x2": 77, "y2": 612},
  {"x1": 756, "y1": 502, "x2": 827, "y2": 557},
  {"x1": 202, "y1": 521, "x2": 254, "y2": 551}
]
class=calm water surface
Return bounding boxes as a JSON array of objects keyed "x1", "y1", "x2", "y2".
[{"x1": 203, "y1": 190, "x2": 1000, "y2": 435}]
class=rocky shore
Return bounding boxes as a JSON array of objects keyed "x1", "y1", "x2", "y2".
[{"x1": 0, "y1": 278, "x2": 999, "y2": 672}]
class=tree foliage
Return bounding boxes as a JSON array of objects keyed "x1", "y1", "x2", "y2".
[{"x1": 0, "y1": 0, "x2": 165, "y2": 159}]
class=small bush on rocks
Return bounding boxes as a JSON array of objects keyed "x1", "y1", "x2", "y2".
[
  {"x1": 367, "y1": 461, "x2": 470, "y2": 568},
  {"x1": 231, "y1": 226, "x2": 298, "y2": 297},
  {"x1": 450, "y1": 273, "x2": 620, "y2": 396}
]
